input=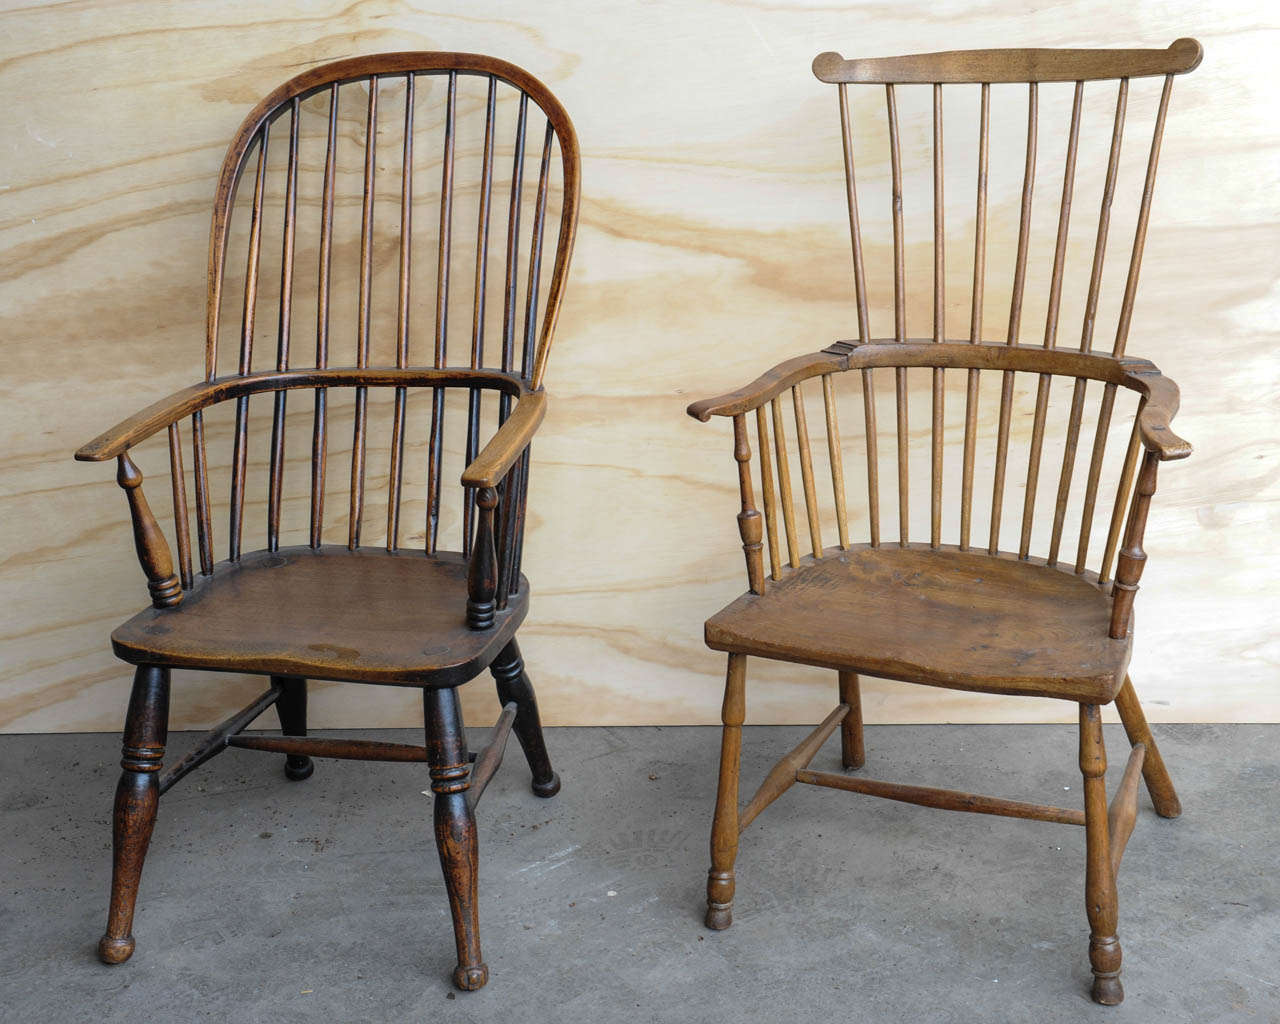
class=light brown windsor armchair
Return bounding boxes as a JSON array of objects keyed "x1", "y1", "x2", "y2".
[
  {"x1": 75, "y1": 52, "x2": 579, "y2": 991},
  {"x1": 686, "y1": 40, "x2": 1201, "y2": 1004}
]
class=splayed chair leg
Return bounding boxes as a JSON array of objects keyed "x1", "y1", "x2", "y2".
[
  {"x1": 424, "y1": 687, "x2": 487, "y2": 991},
  {"x1": 706, "y1": 653, "x2": 746, "y2": 930},
  {"x1": 1080, "y1": 703, "x2": 1124, "y2": 1005},
  {"x1": 1113, "y1": 675, "x2": 1180, "y2": 818},
  {"x1": 489, "y1": 638, "x2": 560, "y2": 797},
  {"x1": 273, "y1": 676, "x2": 314, "y2": 781},
  {"x1": 98, "y1": 665, "x2": 169, "y2": 965}
]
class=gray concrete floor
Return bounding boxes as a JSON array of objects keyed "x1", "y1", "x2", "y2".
[{"x1": 1, "y1": 724, "x2": 1277, "y2": 1023}]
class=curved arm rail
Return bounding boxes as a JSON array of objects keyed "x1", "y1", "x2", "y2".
[
  {"x1": 75, "y1": 367, "x2": 528, "y2": 462},
  {"x1": 686, "y1": 340, "x2": 1189, "y2": 460}
]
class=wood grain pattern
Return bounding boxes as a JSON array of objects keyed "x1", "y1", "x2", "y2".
[{"x1": 2, "y1": 2, "x2": 1276, "y2": 731}]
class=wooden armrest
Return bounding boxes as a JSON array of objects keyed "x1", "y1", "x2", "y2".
[
  {"x1": 76, "y1": 381, "x2": 216, "y2": 462},
  {"x1": 686, "y1": 350, "x2": 849, "y2": 421},
  {"x1": 461, "y1": 389, "x2": 547, "y2": 489},
  {"x1": 1119, "y1": 359, "x2": 1192, "y2": 461},
  {"x1": 76, "y1": 366, "x2": 529, "y2": 462}
]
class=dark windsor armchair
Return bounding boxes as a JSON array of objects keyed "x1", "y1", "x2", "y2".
[
  {"x1": 75, "y1": 52, "x2": 579, "y2": 991},
  {"x1": 687, "y1": 40, "x2": 1201, "y2": 1004}
]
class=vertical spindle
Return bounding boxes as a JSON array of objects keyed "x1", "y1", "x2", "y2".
[
  {"x1": 388, "y1": 74, "x2": 415, "y2": 552},
  {"x1": 310, "y1": 83, "x2": 338, "y2": 550},
  {"x1": 464, "y1": 77, "x2": 497, "y2": 557},
  {"x1": 1113, "y1": 75, "x2": 1174, "y2": 358},
  {"x1": 349, "y1": 76, "x2": 378, "y2": 550},
  {"x1": 822, "y1": 374, "x2": 849, "y2": 550},
  {"x1": 930, "y1": 84, "x2": 945, "y2": 549},
  {"x1": 268, "y1": 98, "x2": 300, "y2": 553},
  {"x1": 960, "y1": 84, "x2": 989, "y2": 551},
  {"x1": 838, "y1": 84, "x2": 870, "y2": 342},
  {"x1": 191, "y1": 411, "x2": 213, "y2": 574},
  {"x1": 755, "y1": 406, "x2": 781, "y2": 579},
  {"x1": 862, "y1": 368, "x2": 880, "y2": 548},
  {"x1": 886, "y1": 84, "x2": 908, "y2": 547},
  {"x1": 771, "y1": 397, "x2": 801, "y2": 568},
  {"x1": 1099, "y1": 417, "x2": 1143, "y2": 584},
  {"x1": 990, "y1": 84, "x2": 1036, "y2": 555},
  {"x1": 792, "y1": 385, "x2": 823, "y2": 558},
  {"x1": 167, "y1": 422, "x2": 192, "y2": 589},
  {"x1": 426, "y1": 71, "x2": 456, "y2": 554}
]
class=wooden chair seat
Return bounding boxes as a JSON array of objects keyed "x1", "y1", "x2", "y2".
[
  {"x1": 111, "y1": 546, "x2": 528, "y2": 687},
  {"x1": 705, "y1": 545, "x2": 1129, "y2": 703}
]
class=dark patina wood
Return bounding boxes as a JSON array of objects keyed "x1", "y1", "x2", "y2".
[
  {"x1": 78, "y1": 51, "x2": 580, "y2": 992},
  {"x1": 688, "y1": 40, "x2": 1199, "y2": 1006}
]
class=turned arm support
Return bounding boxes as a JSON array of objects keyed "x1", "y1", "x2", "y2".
[
  {"x1": 1109, "y1": 449, "x2": 1159, "y2": 638},
  {"x1": 115, "y1": 454, "x2": 183, "y2": 608}
]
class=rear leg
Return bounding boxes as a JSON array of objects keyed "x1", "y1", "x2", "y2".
[
  {"x1": 1113, "y1": 675, "x2": 1180, "y2": 818},
  {"x1": 837, "y1": 670, "x2": 865, "y2": 769},
  {"x1": 273, "y1": 676, "x2": 314, "y2": 781},
  {"x1": 489, "y1": 639, "x2": 560, "y2": 798}
]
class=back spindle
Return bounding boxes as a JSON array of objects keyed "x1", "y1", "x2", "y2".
[
  {"x1": 771, "y1": 396, "x2": 801, "y2": 568},
  {"x1": 388, "y1": 73, "x2": 416, "y2": 553},
  {"x1": 268, "y1": 97, "x2": 300, "y2": 553},
  {"x1": 755, "y1": 405, "x2": 782, "y2": 579},
  {"x1": 960, "y1": 83, "x2": 989, "y2": 552},
  {"x1": 792, "y1": 385, "x2": 823, "y2": 558},
  {"x1": 310, "y1": 82, "x2": 338, "y2": 551},
  {"x1": 167, "y1": 422, "x2": 193, "y2": 589},
  {"x1": 990, "y1": 82, "x2": 1037, "y2": 555},
  {"x1": 426, "y1": 72, "x2": 457, "y2": 554},
  {"x1": 822, "y1": 374, "x2": 850, "y2": 550},
  {"x1": 349, "y1": 77, "x2": 379, "y2": 551},
  {"x1": 930, "y1": 84, "x2": 945, "y2": 550}
]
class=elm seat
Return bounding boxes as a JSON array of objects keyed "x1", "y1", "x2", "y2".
[
  {"x1": 705, "y1": 545, "x2": 1130, "y2": 703},
  {"x1": 112, "y1": 546, "x2": 529, "y2": 687}
]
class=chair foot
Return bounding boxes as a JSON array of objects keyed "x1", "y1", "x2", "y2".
[
  {"x1": 531, "y1": 771, "x2": 561, "y2": 798},
  {"x1": 1091, "y1": 966, "x2": 1124, "y2": 1005},
  {"x1": 99, "y1": 665, "x2": 169, "y2": 968},
  {"x1": 284, "y1": 755, "x2": 314, "y2": 781},
  {"x1": 490, "y1": 640, "x2": 560, "y2": 796},
  {"x1": 705, "y1": 868, "x2": 734, "y2": 930},
  {"x1": 453, "y1": 964, "x2": 490, "y2": 991},
  {"x1": 96, "y1": 934, "x2": 136, "y2": 965}
]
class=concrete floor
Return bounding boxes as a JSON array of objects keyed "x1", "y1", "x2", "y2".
[{"x1": 1, "y1": 723, "x2": 1276, "y2": 1023}]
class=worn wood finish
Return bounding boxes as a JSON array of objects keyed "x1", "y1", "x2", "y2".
[
  {"x1": 111, "y1": 547, "x2": 528, "y2": 686},
  {"x1": 691, "y1": 41, "x2": 1200, "y2": 1007},
  {"x1": 76, "y1": 52, "x2": 579, "y2": 993},
  {"x1": 707, "y1": 544, "x2": 1130, "y2": 701}
]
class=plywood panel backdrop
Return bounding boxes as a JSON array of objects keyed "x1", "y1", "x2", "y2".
[{"x1": 2, "y1": 1, "x2": 1276, "y2": 732}]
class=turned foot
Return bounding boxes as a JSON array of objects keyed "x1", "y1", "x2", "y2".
[
  {"x1": 97, "y1": 934, "x2": 135, "y2": 965},
  {"x1": 531, "y1": 771, "x2": 561, "y2": 798},
  {"x1": 453, "y1": 963, "x2": 489, "y2": 991},
  {"x1": 1092, "y1": 972, "x2": 1124, "y2": 1006}
]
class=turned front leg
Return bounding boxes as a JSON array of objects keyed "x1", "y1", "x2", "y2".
[
  {"x1": 706, "y1": 653, "x2": 746, "y2": 930},
  {"x1": 490, "y1": 639, "x2": 560, "y2": 797},
  {"x1": 1080, "y1": 703, "x2": 1123, "y2": 1005},
  {"x1": 99, "y1": 665, "x2": 170, "y2": 964},
  {"x1": 424, "y1": 687, "x2": 487, "y2": 991}
]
